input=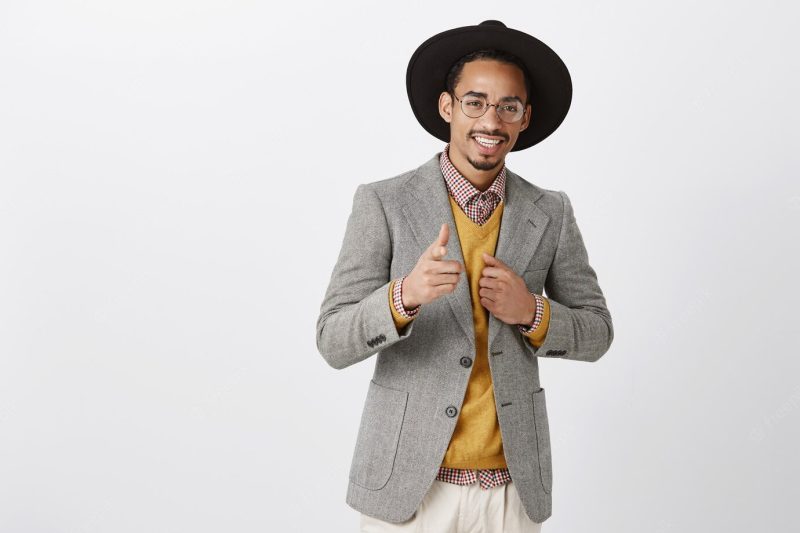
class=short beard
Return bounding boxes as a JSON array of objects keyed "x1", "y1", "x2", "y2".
[{"x1": 467, "y1": 155, "x2": 501, "y2": 171}]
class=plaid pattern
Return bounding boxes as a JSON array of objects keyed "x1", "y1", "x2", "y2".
[
  {"x1": 518, "y1": 293, "x2": 545, "y2": 333},
  {"x1": 392, "y1": 275, "x2": 419, "y2": 318},
  {"x1": 435, "y1": 466, "x2": 513, "y2": 490},
  {"x1": 440, "y1": 143, "x2": 506, "y2": 225}
]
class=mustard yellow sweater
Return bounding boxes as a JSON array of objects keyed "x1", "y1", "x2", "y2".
[{"x1": 388, "y1": 195, "x2": 551, "y2": 469}]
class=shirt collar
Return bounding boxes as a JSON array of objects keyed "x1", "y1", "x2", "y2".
[{"x1": 439, "y1": 142, "x2": 506, "y2": 210}]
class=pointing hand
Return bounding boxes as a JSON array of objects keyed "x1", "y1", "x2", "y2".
[{"x1": 401, "y1": 223, "x2": 464, "y2": 309}]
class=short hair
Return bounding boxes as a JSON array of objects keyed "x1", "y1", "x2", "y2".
[{"x1": 445, "y1": 48, "x2": 533, "y2": 106}]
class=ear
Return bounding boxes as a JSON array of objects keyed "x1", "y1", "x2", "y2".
[
  {"x1": 519, "y1": 103, "x2": 532, "y2": 132},
  {"x1": 438, "y1": 91, "x2": 453, "y2": 123}
]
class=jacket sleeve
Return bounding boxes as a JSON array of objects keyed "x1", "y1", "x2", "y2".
[
  {"x1": 522, "y1": 190, "x2": 614, "y2": 362},
  {"x1": 316, "y1": 184, "x2": 416, "y2": 369}
]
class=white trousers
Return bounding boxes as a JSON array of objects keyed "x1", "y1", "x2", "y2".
[{"x1": 359, "y1": 479, "x2": 543, "y2": 533}]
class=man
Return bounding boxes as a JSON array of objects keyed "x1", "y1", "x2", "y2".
[{"x1": 316, "y1": 20, "x2": 613, "y2": 532}]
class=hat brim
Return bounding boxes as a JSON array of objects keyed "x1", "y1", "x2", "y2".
[{"x1": 406, "y1": 22, "x2": 573, "y2": 151}]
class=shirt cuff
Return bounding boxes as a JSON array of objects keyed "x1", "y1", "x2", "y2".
[
  {"x1": 518, "y1": 292, "x2": 547, "y2": 335},
  {"x1": 521, "y1": 295, "x2": 550, "y2": 347},
  {"x1": 389, "y1": 276, "x2": 419, "y2": 327}
]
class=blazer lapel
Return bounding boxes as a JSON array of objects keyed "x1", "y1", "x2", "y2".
[
  {"x1": 401, "y1": 152, "x2": 551, "y2": 351},
  {"x1": 401, "y1": 154, "x2": 475, "y2": 349},
  {"x1": 488, "y1": 166, "x2": 551, "y2": 348}
]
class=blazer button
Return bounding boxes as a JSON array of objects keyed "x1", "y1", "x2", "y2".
[
  {"x1": 459, "y1": 356, "x2": 472, "y2": 368},
  {"x1": 445, "y1": 405, "x2": 458, "y2": 418}
]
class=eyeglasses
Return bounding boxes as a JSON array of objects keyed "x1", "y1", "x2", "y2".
[{"x1": 452, "y1": 93, "x2": 527, "y2": 123}]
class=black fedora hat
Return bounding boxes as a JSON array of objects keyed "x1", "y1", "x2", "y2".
[{"x1": 406, "y1": 20, "x2": 572, "y2": 151}]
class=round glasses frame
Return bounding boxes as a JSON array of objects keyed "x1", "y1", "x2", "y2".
[{"x1": 452, "y1": 93, "x2": 527, "y2": 123}]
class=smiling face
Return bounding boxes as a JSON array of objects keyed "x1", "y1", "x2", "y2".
[{"x1": 438, "y1": 59, "x2": 531, "y2": 186}]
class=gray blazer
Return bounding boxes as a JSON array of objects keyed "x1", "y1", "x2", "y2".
[{"x1": 315, "y1": 152, "x2": 613, "y2": 524}]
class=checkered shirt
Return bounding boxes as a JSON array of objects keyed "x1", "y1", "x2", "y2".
[
  {"x1": 435, "y1": 466, "x2": 514, "y2": 490},
  {"x1": 439, "y1": 142, "x2": 507, "y2": 225}
]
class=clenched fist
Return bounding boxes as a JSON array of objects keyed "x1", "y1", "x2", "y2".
[
  {"x1": 401, "y1": 223, "x2": 464, "y2": 309},
  {"x1": 479, "y1": 252, "x2": 536, "y2": 325}
]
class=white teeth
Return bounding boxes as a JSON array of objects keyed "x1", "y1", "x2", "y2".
[{"x1": 474, "y1": 136, "x2": 501, "y2": 147}]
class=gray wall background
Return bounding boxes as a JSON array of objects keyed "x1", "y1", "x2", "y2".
[{"x1": 1, "y1": 1, "x2": 797, "y2": 532}]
